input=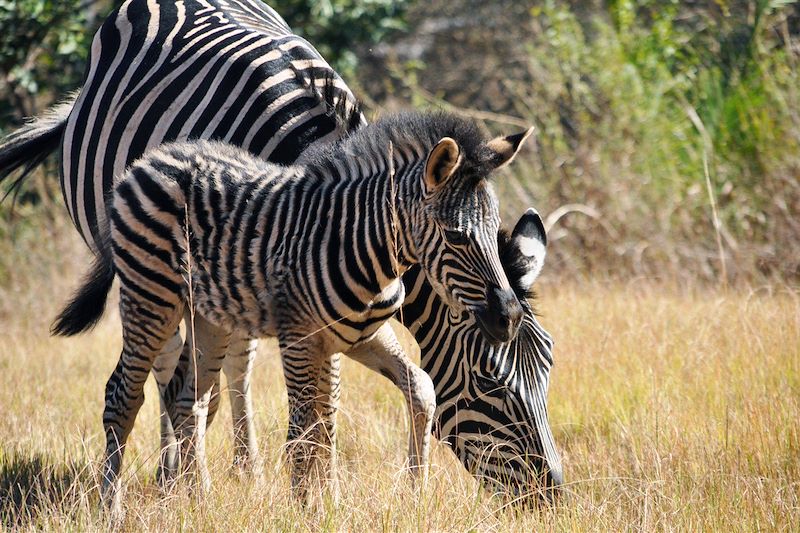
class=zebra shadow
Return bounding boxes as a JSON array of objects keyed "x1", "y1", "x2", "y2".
[{"x1": 0, "y1": 451, "x2": 93, "y2": 527}]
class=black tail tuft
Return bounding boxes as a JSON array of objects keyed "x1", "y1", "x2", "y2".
[
  {"x1": 51, "y1": 250, "x2": 115, "y2": 336},
  {"x1": 0, "y1": 93, "x2": 77, "y2": 203}
]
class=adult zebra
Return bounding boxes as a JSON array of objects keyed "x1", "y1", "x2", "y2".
[{"x1": 0, "y1": 0, "x2": 561, "y2": 502}]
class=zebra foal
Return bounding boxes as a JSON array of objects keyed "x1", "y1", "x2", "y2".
[{"x1": 53, "y1": 111, "x2": 533, "y2": 513}]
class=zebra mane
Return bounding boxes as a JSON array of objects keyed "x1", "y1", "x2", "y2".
[
  {"x1": 301, "y1": 111, "x2": 498, "y2": 181},
  {"x1": 498, "y1": 227, "x2": 538, "y2": 303},
  {"x1": 317, "y1": 72, "x2": 364, "y2": 135},
  {"x1": 305, "y1": 71, "x2": 365, "y2": 135}
]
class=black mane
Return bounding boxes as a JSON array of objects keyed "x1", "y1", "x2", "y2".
[{"x1": 300, "y1": 110, "x2": 497, "y2": 177}]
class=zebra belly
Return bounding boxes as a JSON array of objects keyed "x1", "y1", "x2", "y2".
[{"x1": 190, "y1": 276, "x2": 280, "y2": 338}]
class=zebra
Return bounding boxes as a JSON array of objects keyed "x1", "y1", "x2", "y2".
[
  {"x1": 0, "y1": 0, "x2": 561, "y2": 503},
  {"x1": 402, "y1": 209, "x2": 559, "y2": 499},
  {"x1": 51, "y1": 111, "x2": 532, "y2": 513}
]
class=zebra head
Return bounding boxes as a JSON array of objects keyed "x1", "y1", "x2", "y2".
[
  {"x1": 412, "y1": 123, "x2": 534, "y2": 344},
  {"x1": 424, "y1": 208, "x2": 561, "y2": 504}
]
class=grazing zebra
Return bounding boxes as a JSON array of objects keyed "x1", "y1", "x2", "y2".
[
  {"x1": 0, "y1": 0, "x2": 561, "y2": 503},
  {"x1": 402, "y1": 209, "x2": 560, "y2": 498},
  {"x1": 52, "y1": 111, "x2": 532, "y2": 513}
]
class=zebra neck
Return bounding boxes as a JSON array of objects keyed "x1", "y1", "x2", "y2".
[
  {"x1": 258, "y1": 165, "x2": 419, "y2": 309},
  {"x1": 315, "y1": 157, "x2": 423, "y2": 283},
  {"x1": 398, "y1": 266, "x2": 481, "y2": 403}
]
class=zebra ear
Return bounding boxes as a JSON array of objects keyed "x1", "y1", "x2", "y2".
[
  {"x1": 424, "y1": 137, "x2": 463, "y2": 192},
  {"x1": 510, "y1": 207, "x2": 547, "y2": 288},
  {"x1": 485, "y1": 127, "x2": 535, "y2": 170}
]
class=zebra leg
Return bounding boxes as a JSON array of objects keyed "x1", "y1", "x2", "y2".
[
  {"x1": 166, "y1": 314, "x2": 230, "y2": 495},
  {"x1": 221, "y1": 334, "x2": 261, "y2": 475},
  {"x1": 346, "y1": 322, "x2": 436, "y2": 480},
  {"x1": 205, "y1": 368, "x2": 223, "y2": 428},
  {"x1": 279, "y1": 334, "x2": 340, "y2": 502},
  {"x1": 317, "y1": 351, "x2": 341, "y2": 501},
  {"x1": 152, "y1": 329, "x2": 184, "y2": 487},
  {"x1": 102, "y1": 288, "x2": 183, "y2": 518}
]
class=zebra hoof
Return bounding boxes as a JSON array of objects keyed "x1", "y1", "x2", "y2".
[{"x1": 100, "y1": 482, "x2": 126, "y2": 527}]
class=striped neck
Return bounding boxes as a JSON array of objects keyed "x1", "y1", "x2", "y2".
[{"x1": 299, "y1": 150, "x2": 424, "y2": 291}]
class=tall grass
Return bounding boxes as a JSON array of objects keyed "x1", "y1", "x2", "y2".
[{"x1": 1, "y1": 227, "x2": 798, "y2": 531}]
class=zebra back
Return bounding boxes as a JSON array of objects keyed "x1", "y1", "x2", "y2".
[{"x1": 61, "y1": 0, "x2": 363, "y2": 251}]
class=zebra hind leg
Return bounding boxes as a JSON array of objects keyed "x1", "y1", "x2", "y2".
[
  {"x1": 165, "y1": 314, "x2": 230, "y2": 496},
  {"x1": 221, "y1": 335, "x2": 262, "y2": 477},
  {"x1": 279, "y1": 334, "x2": 340, "y2": 504},
  {"x1": 346, "y1": 322, "x2": 436, "y2": 482},
  {"x1": 167, "y1": 333, "x2": 262, "y2": 480},
  {"x1": 101, "y1": 288, "x2": 184, "y2": 520},
  {"x1": 152, "y1": 328, "x2": 184, "y2": 488}
]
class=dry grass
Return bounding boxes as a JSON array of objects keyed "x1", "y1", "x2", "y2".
[{"x1": 0, "y1": 227, "x2": 798, "y2": 531}]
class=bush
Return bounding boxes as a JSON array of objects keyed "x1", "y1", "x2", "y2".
[{"x1": 359, "y1": 0, "x2": 800, "y2": 281}]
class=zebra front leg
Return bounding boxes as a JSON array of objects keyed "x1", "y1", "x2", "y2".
[
  {"x1": 152, "y1": 329, "x2": 184, "y2": 487},
  {"x1": 279, "y1": 335, "x2": 340, "y2": 502},
  {"x1": 346, "y1": 322, "x2": 436, "y2": 481},
  {"x1": 221, "y1": 334, "x2": 261, "y2": 476},
  {"x1": 166, "y1": 314, "x2": 230, "y2": 495},
  {"x1": 102, "y1": 290, "x2": 183, "y2": 519}
]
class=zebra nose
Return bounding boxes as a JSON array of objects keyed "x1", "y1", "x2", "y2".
[
  {"x1": 544, "y1": 463, "x2": 563, "y2": 493},
  {"x1": 529, "y1": 463, "x2": 564, "y2": 507},
  {"x1": 475, "y1": 285, "x2": 523, "y2": 344}
]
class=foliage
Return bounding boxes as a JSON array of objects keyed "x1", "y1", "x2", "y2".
[
  {"x1": 269, "y1": 0, "x2": 412, "y2": 77},
  {"x1": 365, "y1": 0, "x2": 800, "y2": 281},
  {"x1": 0, "y1": 0, "x2": 108, "y2": 123},
  {"x1": 526, "y1": 0, "x2": 800, "y2": 280}
]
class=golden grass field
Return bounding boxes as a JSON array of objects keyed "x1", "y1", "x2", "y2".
[{"x1": 1, "y1": 224, "x2": 798, "y2": 531}]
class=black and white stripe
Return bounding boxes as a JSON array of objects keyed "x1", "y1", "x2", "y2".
[
  {"x1": 402, "y1": 210, "x2": 562, "y2": 500},
  {"x1": 0, "y1": 0, "x2": 561, "y2": 504},
  {"x1": 60, "y1": 0, "x2": 358, "y2": 251}
]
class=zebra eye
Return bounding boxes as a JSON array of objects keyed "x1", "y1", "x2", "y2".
[
  {"x1": 474, "y1": 374, "x2": 506, "y2": 398},
  {"x1": 444, "y1": 229, "x2": 469, "y2": 246}
]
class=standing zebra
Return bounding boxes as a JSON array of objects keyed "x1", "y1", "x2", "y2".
[
  {"x1": 53, "y1": 112, "x2": 531, "y2": 513},
  {"x1": 0, "y1": 0, "x2": 561, "y2": 503}
]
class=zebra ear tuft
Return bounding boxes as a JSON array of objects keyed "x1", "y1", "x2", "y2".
[
  {"x1": 424, "y1": 137, "x2": 462, "y2": 192},
  {"x1": 512, "y1": 207, "x2": 546, "y2": 249},
  {"x1": 486, "y1": 127, "x2": 535, "y2": 170}
]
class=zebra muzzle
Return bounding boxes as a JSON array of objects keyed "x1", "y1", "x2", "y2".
[{"x1": 474, "y1": 285, "x2": 523, "y2": 344}]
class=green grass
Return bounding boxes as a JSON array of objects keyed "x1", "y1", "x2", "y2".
[{"x1": 1, "y1": 226, "x2": 798, "y2": 530}]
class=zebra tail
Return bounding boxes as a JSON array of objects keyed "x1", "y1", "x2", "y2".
[
  {"x1": 51, "y1": 244, "x2": 115, "y2": 337},
  {"x1": 0, "y1": 92, "x2": 78, "y2": 201}
]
